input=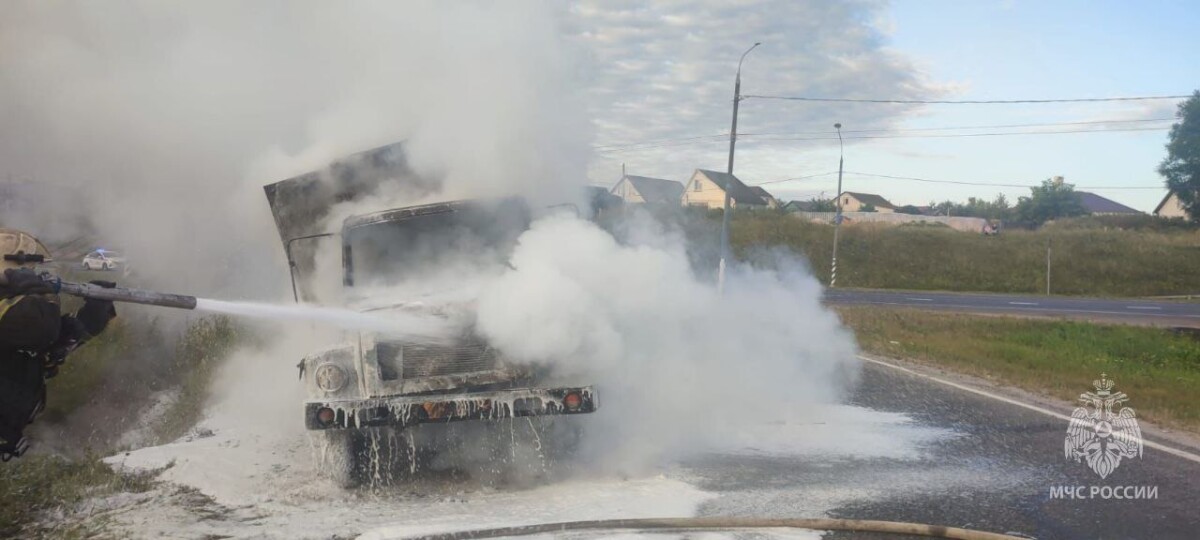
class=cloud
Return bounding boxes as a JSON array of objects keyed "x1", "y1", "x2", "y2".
[{"x1": 573, "y1": 0, "x2": 945, "y2": 186}]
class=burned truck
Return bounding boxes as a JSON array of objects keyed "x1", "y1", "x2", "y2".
[{"x1": 263, "y1": 143, "x2": 598, "y2": 486}]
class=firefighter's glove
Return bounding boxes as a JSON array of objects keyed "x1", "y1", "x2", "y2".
[
  {"x1": 1, "y1": 268, "x2": 53, "y2": 296},
  {"x1": 0, "y1": 437, "x2": 29, "y2": 462},
  {"x1": 76, "y1": 281, "x2": 117, "y2": 335}
]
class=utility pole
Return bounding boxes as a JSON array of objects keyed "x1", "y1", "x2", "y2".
[
  {"x1": 1046, "y1": 237, "x2": 1052, "y2": 295},
  {"x1": 717, "y1": 42, "x2": 760, "y2": 294},
  {"x1": 830, "y1": 123, "x2": 844, "y2": 287}
]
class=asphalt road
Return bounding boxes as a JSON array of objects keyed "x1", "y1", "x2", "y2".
[
  {"x1": 684, "y1": 357, "x2": 1200, "y2": 540},
  {"x1": 823, "y1": 289, "x2": 1200, "y2": 327},
  {"x1": 97, "y1": 354, "x2": 1200, "y2": 539}
]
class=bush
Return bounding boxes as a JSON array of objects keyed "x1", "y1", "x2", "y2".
[{"x1": 725, "y1": 212, "x2": 1200, "y2": 296}]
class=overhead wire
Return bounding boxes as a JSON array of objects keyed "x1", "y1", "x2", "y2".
[
  {"x1": 593, "y1": 118, "x2": 1174, "y2": 153},
  {"x1": 741, "y1": 94, "x2": 1190, "y2": 104}
]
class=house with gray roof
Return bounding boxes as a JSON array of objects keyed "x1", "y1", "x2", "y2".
[
  {"x1": 680, "y1": 169, "x2": 767, "y2": 209},
  {"x1": 748, "y1": 186, "x2": 780, "y2": 208},
  {"x1": 611, "y1": 175, "x2": 685, "y2": 205},
  {"x1": 1076, "y1": 191, "x2": 1141, "y2": 215}
]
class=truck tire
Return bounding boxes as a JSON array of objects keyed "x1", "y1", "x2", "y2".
[
  {"x1": 318, "y1": 429, "x2": 366, "y2": 489},
  {"x1": 317, "y1": 427, "x2": 409, "y2": 489}
]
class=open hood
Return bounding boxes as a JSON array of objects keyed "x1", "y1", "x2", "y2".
[
  {"x1": 261, "y1": 141, "x2": 436, "y2": 246},
  {"x1": 261, "y1": 141, "x2": 439, "y2": 298}
]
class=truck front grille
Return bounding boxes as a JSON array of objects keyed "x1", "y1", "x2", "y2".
[{"x1": 376, "y1": 339, "x2": 498, "y2": 380}]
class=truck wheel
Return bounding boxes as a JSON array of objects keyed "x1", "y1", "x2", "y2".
[
  {"x1": 317, "y1": 428, "x2": 408, "y2": 488},
  {"x1": 318, "y1": 429, "x2": 366, "y2": 489}
]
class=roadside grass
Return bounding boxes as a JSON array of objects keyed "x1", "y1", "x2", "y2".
[
  {"x1": 2, "y1": 315, "x2": 246, "y2": 537},
  {"x1": 149, "y1": 316, "x2": 245, "y2": 444},
  {"x1": 0, "y1": 453, "x2": 156, "y2": 539},
  {"x1": 838, "y1": 306, "x2": 1200, "y2": 431},
  {"x1": 727, "y1": 212, "x2": 1200, "y2": 297},
  {"x1": 40, "y1": 319, "x2": 132, "y2": 424}
]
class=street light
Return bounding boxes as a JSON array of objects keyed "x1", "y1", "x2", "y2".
[
  {"x1": 717, "y1": 41, "x2": 760, "y2": 293},
  {"x1": 830, "y1": 123, "x2": 844, "y2": 287}
]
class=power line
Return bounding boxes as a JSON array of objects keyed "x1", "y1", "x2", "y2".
[
  {"x1": 592, "y1": 117, "x2": 1174, "y2": 153},
  {"x1": 739, "y1": 117, "x2": 1175, "y2": 136},
  {"x1": 842, "y1": 171, "x2": 1163, "y2": 190},
  {"x1": 743, "y1": 126, "x2": 1168, "y2": 142},
  {"x1": 753, "y1": 171, "x2": 839, "y2": 186},
  {"x1": 742, "y1": 94, "x2": 1190, "y2": 105}
]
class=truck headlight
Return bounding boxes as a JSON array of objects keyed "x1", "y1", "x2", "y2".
[{"x1": 314, "y1": 363, "x2": 349, "y2": 393}]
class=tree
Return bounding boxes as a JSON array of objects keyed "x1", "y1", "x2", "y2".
[
  {"x1": 860, "y1": 203, "x2": 877, "y2": 212},
  {"x1": 1014, "y1": 176, "x2": 1086, "y2": 224},
  {"x1": 896, "y1": 205, "x2": 923, "y2": 215},
  {"x1": 805, "y1": 196, "x2": 837, "y2": 212},
  {"x1": 1159, "y1": 90, "x2": 1200, "y2": 222}
]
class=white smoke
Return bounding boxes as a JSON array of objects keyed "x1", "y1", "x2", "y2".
[
  {"x1": 475, "y1": 212, "x2": 859, "y2": 468},
  {"x1": 3, "y1": 1, "x2": 863, "y2": 483},
  {"x1": 0, "y1": 1, "x2": 589, "y2": 299}
]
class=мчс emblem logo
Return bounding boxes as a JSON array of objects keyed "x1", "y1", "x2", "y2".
[{"x1": 1064, "y1": 373, "x2": 1143, "y2": 479}]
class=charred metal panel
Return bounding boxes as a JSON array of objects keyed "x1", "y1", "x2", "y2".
[{"x1": 261, "y1": 142, "x2": 440, "y2": 296}]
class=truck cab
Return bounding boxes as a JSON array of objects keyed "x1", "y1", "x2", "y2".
[
  {"x1": 299, "y1": 198, "x2": 596, "y2": 433},
  {"x1": 261, "y1": 143, "x2": 599, "y2": 486}
]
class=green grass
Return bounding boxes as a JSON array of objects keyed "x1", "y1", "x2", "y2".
[
  {"x1": 0, "y1": 453, "x2": 155, "y2": 539},
  {"x1": 728, "y1": 212, "x2": 1200, "y2": 296},
  {"x1": 1, "y1": 315, "x2": 245, "y2": 537},
  {"x1": 839, "y1": 307, "x2": 1200, "y2": 431},
  {"x1": 41, "y1": 319, "x2": 133, "y2": 424},
  {"x1": 150, "y1": 316, "x2": 244, "y2": 444}
]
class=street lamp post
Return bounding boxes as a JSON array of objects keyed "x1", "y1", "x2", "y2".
[
  {"x1": 830, "y1": 123, "x2": 844, "y2": 287},
  {"x1": 717, "y1": 42, "x2": 760, "y2": 294}
]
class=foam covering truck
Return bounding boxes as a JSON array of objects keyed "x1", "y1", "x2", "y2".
[{"x1": 262, "y1": 143, "x2": 600, "y2": 486}]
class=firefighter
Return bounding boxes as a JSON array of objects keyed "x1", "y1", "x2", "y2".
[{"x1": 0, "y1": 229, "x2": 115, "y2": 460}]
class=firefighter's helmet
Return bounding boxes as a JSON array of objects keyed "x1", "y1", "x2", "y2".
[{"x1": 0, "y1": 229, "x2": 52, "y2": 271}]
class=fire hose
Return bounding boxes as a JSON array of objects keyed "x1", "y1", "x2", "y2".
[{"x1": 398, "y1": 517, "x2": 1028, "y2": 540}]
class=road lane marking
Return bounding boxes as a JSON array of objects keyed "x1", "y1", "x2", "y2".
[
  {"x1": 824, "y1": 299, "x2": 1200, "y2": 319},
  {"x1": 1126, "y1": 306, "x2": 1163, "y2": 310},
  {"x1": 860, "y1": 355, "x2": 1200, "y2": 465},
  {"x1": 1008, "y1": 301, "x2": 1038, "y2": 306},
  {"x1": 905, "y1": 297, "x2": 933, "y2": 302}
]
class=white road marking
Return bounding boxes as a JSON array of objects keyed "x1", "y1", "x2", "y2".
[
  {"x1": 831, "y1": 300, "x2": 1200, "y2": 319},
  {"x1": 905, "y1": 298, "x2": 933, "y2": 302},
  {"x1": 1126, "y1": 306, "x2": 1163, "y2": 311},
  {"x1": 860, "y1": 355, "x2": 1200, "y2": 465},
  {"x1": 1008, "y1": 301, "x2": 1039, "y2": 306}
]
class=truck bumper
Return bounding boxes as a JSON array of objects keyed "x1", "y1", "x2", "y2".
[{"x1": 304, "y1": 386, "x2": 597, "y2": 430}]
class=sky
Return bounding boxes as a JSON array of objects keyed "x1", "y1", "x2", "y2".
[{"x1": 579, "y1": 0, "x2": 1200, "y2": 212}]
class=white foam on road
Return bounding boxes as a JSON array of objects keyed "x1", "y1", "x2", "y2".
[
  {"x1": 358, "y1": 477, "x2": 716, "y2": 540},
  {"x1": 96, "y1": 401, "x2": 955, "y2": 539},
  {"x1": 708, "y1": 405, "x2": 956, "y2": 460}
]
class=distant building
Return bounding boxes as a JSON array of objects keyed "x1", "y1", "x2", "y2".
[
  {"x1": 681, "y1": 169, "x2": 767, "y2": 209},
  {"x1": 610, "y1": 175, "x2": 685, "y2": 205},
  {"x1": 1154, "y1": 190, "x2": 1190, "y2": 219},
  {"x1": 747, "y1": 186, "x2": 780, "y2": 209},
  {"x1": 1076, "y1": 191, "x2": 1141, "y2": 215},
  {"x1": 782, "y1": 200, "x2": 818, "y2": 212},
  {"x1": 839, "y1": 192, "x2": 896, "y2": 213}
]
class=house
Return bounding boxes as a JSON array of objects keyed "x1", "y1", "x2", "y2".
[
  {"x1": 1154, "y1": 190, "x2": 1189, "y2": 219},
  {"x1": 1076, "y1": 192, "x2": 1141, "y2": 215},
  {"x1": 610, "y1": 175, "x2": 685, "y2": 205},
  {"x1": 839, "y1": 192, "x2": 896, "y2": 213},
  {"x1": 748, "y1": 186, "x2": 780, "y2": 209},
  {"x1": 680, "y1": 169, "x2": 767, "y2": 209},
  {"x1": 782, "y1": 200, "x2": 816, "y2": 212}
]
